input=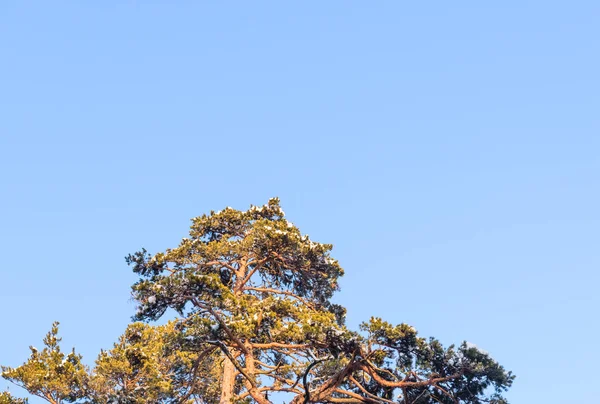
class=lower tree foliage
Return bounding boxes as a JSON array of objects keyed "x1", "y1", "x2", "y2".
[
  {"x1": 1, "y1": 323, "x2": 87, "y2": 404},
  {"x1": 2, "y1": 199, "x2": 514, "y2": 403},
  {"x1": 0, "y1": 392, "x2": 28, "y2": 404}
]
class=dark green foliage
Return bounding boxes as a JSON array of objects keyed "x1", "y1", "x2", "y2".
[{"x1": 337, "y1": 318, "x2": 515, "y2": 403}]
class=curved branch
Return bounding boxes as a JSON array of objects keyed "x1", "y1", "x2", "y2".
[
  {"x1": 359, "y1": 362, "x2": 464, "y2": 389},
  {"x1": 347, "y1": 376, "x2": 396, "y2": 404},
  {"x1": 207, "y1": 340, "x2": 256, "y2": 388},
  {"x1": 303, "y1": 358, "x2": 326, "y2": 404},
  {"x1": 333, "y1": 388, "x2": 383, "y2": 403}
]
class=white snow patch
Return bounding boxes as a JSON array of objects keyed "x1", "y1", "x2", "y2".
[{"x1": 465, "y1": 341, "x2": 489, "y2": 355}]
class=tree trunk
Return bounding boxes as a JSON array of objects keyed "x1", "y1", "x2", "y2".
[{"x1": 220, "y1": 355, "x2": 236, "y2": 404}]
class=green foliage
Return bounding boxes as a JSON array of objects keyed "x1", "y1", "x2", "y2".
[
  {"x1": 0, "y1": 392, "x2": 27, "y2": 404},
  {"x1": 126, "y1": 198, "x2": 349, "y2": 402},
  {"x1": 1, "y1": 322, "x2": 87, "y2": 403},
  {"x1": 1, "y1": 198, "x2": 514, "y2": 403},
  {"x1": 348, "y1": 317, "x2": 515, "y2": 403},
  {"x1": 90, "y1": 321, "x2": 202, "y2": 403}
]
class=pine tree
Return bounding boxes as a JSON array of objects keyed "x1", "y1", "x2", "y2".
[
  {"x1": 1, "y1": 322, "x2": 87, "y2": 404},
  {"x1": 125, "y1": 198, "x2": 513, "y2": 403},
  {"x1": 127, "y1": 198, "x2": 347, "y2": 403},
  {"x1": 2, "y1": 198, "x2": 514, "y2": 403}
]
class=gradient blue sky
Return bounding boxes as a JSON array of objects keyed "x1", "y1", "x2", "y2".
[{"x1": 1, "y1": 2, "x2": 599, "y2": 403}]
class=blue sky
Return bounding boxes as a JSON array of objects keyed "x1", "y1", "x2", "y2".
[{"x1": 1, "y1": 2, "x2": 598, "y2": 403}]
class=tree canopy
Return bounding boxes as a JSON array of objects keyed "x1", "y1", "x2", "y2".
[{"x1": 2, "y1": 198, "x2": 514, "y2": 403}]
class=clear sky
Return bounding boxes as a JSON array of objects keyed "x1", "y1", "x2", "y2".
[{"x1": 1, "y1": 2, "x2": 598, "y2": 403}]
